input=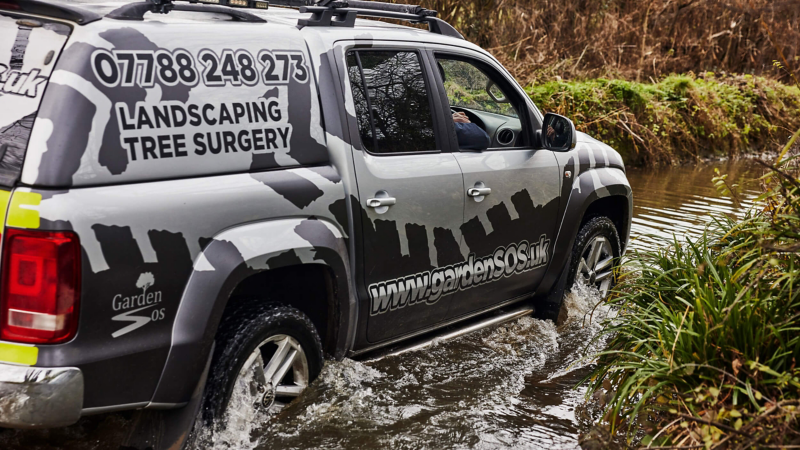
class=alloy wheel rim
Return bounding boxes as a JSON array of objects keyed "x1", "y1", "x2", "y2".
[
  {"x1": 237, "y1": 334, "x2": 309, "y2": 413},
  {"x1": 577, "y1": 235, "x2": 614, "y2": 297}
]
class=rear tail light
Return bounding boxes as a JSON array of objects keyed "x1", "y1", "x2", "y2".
[
  {"x1": 0, "y1": 228, "x2": 81, "y2": 344},
  {"x1": 0, "y1": 2, "x2": 21, "y2": 11}
]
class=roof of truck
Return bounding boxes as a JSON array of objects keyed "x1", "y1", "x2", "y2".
[
  {"x1": 41, "y1": 0, "x2": 483, "y2": 52},
  {"x1": 49, "y1": 0, "x2": 442, "y2": 34}
]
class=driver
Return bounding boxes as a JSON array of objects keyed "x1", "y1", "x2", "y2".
[
  {"x1": 452, "y1": 111, "x2": 491, "y2": 150},
  {"x1": 437, "y1": 61, "x2": 491, "y2": 150}
]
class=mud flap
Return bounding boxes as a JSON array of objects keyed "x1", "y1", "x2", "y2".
[
  {"x1": 121, "y1": 343, "x2": 214, "y2": 450},
  {"x1": 535, "y1": 251, "x2": 572, "y2": 325}
]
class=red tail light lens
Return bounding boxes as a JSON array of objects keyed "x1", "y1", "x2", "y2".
[
  {"x1": 0, "y1": 2, "x2": 21, "y2": 11},
  {"x1": 0, "y1": 228, "x2": 81, "y2": 344}
]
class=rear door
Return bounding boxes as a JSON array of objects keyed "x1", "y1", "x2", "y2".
[
  {"x1": 0, "y1": 12, "x2": 71, "y2": 187},
  {"x1": 429, "y1": 48, "x2": 563, "y2": 319},
  {"x1": 340, "y1": 44, "x2": 466, "y2": 343}
]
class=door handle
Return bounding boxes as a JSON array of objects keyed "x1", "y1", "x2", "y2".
[
  {"x1": 366, "y1": 197, "x2": 397, "y2": 208},
  {"x1": 366, "y1": 190, "x2": 394, "y2": 214},
  {"x1": 467, "y1": 187, "x2": 491, "y2": 197}
]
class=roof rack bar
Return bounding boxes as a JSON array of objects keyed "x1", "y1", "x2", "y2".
[
  {"x1": 2, "y1": 0, "x2": 103, "y2": 25},
  {"x1": 344, "y1": 1, "x2": 434, "y2": 16},
  {"x1": 268, "y1": 0, "x2": 314, "y2": 6},
  {"x1": 298, "y1": 0, "x2": 463, "y2": 39},
  {"x1": 106, "y1": 0, "x2": 267, "y2": 22}
]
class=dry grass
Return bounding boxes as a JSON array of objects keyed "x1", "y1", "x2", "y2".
[
  {"x1": 403, "y1": 0, "x2": 800, "y2": 86},
  {"x1": 378, "y1": 1, "x2": 800, "y2": 164}
]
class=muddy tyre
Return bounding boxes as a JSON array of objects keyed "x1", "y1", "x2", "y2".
[
  {"x1": 200, "y1": 302, "x2": 324, "y2": 428},
  {"x1": 536, "y1": 216, "x2": 621, "y2": 323}
]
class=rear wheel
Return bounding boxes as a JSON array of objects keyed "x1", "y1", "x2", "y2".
[
  {"x1": 240, "y1": 334, "x2": 311, "y2": 410},
  {"x1": 199, "y1": 302, "x2": 323, "y2": 434}
]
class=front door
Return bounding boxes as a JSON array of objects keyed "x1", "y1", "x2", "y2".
[
  {"x1": 431, "y1": 51, "x2": 562, "y2": 318},
  {"x1": 342, "y1": 47, "x2": 466, "y2": 343}
]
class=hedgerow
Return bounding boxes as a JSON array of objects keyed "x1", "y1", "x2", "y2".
[{"x1": 528, "y1": 73, "x2": 800, "y2": 165}]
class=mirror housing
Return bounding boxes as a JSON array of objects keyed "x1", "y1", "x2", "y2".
[{"x1": 535, "y1": 113, "x2": 577, "y2": 151}]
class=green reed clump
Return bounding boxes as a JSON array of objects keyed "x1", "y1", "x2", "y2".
[
  {"x1": 584, "y1": 149, "x2": 800, "y2": 448},
  {"x1": 527, "y1": 73, "x2": 800, "y2": 166}
]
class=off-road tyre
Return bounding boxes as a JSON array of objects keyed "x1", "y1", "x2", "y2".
[
  {"x1": 200, "y1": 301, "x2": 324, "y2": 427},
  {"x1": 536, "y1": 216, "x2": 621, "y2": 324}
]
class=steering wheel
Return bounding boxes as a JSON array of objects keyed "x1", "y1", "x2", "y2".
[{"x1": 450, "y1": 107, "x2": 486, "y2": 131}]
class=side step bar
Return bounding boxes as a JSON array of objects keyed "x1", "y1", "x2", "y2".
[{"x1": 360, "y1": 307, "x2": 534, "y2": 362}]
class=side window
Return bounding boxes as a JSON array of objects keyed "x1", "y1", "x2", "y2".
[
  {"x1": 435, "y1": 55, "x2": 531, "y2": 149},
  {"x1": 346, "y1": 50, "x2": 438, "y2": 154},
  {"x1": 438, "y1": 59, "x2": 518, "y2": 118}
]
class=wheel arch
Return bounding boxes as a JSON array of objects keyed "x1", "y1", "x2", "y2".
[
  {"x1": 149, "y1": 217, "x2": 354, "y2": 405},
  {"x1": 579, "y1": 195, "x2": 631, "y2": 252},
  {"x1": 535, "y1": 167, "x2": 632, "y2": 298},
  {"x1": 225, "y1": 264, "x2": 339, "y2": 357}
]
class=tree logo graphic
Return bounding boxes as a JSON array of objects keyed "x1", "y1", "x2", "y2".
[{"x1": 136, "y1": 272, "x2": 155, "y2": 295}]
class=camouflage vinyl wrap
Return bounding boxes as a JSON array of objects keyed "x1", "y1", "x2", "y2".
[
  {"x1": 9, "y1": 14, "x2": 353, "y2": 408},
  {"x1": 0, "y1": 6, "x2": 631, "y2": 412}
]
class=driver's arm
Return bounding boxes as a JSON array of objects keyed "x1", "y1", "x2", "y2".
[{"x1": 452, "y1": 112, "x2": 491, "y2": 150}]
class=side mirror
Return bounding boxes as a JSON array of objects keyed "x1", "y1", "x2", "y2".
[{"x1": 535, "y1": 113, "x2": 577, "y2": 151}]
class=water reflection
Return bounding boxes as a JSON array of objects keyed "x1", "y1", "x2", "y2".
[{"x1": 626, "y1": 161, "x2": 762, "y2": 251}]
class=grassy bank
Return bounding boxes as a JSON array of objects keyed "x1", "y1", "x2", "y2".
[
  {"x1": 527, "y1": 73, "x2": 800, "y2": 166},
  {"x1": 582, "y1": 147, "x2": 800, "y2": 448}
]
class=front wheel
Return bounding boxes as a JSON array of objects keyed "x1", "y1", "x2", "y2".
[
  {"x1": 569, "y1": 217, "x2": 620, "y2": 297},
  {"x1": 536, "y1": 216, "x2": 621, "y2": 322}
]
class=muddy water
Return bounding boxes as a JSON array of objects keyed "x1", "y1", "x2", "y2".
[
  {"x1": 201, "y1": 160, "x2": 764, "y2": 450},
  {"x1": 0, "y1": 160, "x2": 762, "y2": 450},
  {"x1": 229, "y1": 283, "x2": 611, "y2": 450}
]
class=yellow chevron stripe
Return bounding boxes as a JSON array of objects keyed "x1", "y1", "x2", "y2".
[
  {"x1": 7, "y1": 191, "x2": 42, "y2": 229},
  {"x1": 0, "y1": 341, "x2": 38, "y2": 366}
]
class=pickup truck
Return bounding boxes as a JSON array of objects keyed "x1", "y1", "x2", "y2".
[{"x1": 0, "y1": 0, "x2": 632, "y2": 447}]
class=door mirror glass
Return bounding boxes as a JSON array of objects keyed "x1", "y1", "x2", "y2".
[{"x1": 539, "y1": 113, "x2": 577, "y2": 151}]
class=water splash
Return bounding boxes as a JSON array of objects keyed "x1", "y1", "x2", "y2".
[
  {"x1": 192, "y1": 359, "x2": 274, "y2": 450},
  {"x1": 234, "y1": 280, "x2": 611, "y2": 449}
]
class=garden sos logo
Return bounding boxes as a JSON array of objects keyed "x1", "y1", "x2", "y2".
[
  {"x1": 110, "y1": 272, "x2": 166, "y2": 338},
  {"x1": 91, "y1": 47, "x2": 308, "y2": 88}
]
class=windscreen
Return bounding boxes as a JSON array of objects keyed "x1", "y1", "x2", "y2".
[{"x1": 0, "y1": 13, "x2": 70, "y2": 187}]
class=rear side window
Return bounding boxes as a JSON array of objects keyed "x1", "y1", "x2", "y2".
[
  {"x1": 346, "y1": 50, "x2": 437, "y2": 154},
  {"x1": 0, "y1": 12, "x2": 71, "y2": 187},
  {"x1": 0, "y1": 14, "x2": 70, "y2": 187}
]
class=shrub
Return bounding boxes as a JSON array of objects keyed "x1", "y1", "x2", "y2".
[
  {"x1": 583, "y1": 144, "x2": 800, "y2": 448},
  {"x1": 528, "y1": 74, "x2": 800, "y2": 166}
]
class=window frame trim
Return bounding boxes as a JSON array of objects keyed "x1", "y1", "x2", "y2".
[{"x1": 344, "y1": 47, "x2": 450, "y2": 157}]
